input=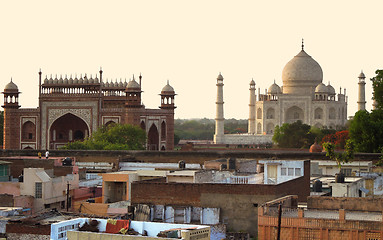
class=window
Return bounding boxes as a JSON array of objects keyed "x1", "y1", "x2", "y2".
[
  {"x1": 28, "y1": 133, "x2": 33, "y2": 139},
  {"x1": 341, "y1": 168, "x2": 352, "y2": 176},
  {"x1": 35, "y1": 182, "x2": 42, "y2": 198},
  {"x1": 295, "y1": 168, "x2": 301, "y2": 176},
  {"x1": 288, "y1": 168, "x2": 294, "y2": 176},
  {"x1": 281, "y1": 168, "x2": 287, "y2": 176}
]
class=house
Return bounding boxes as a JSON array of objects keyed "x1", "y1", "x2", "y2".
[
  {"x1": 258, "y1": 195, "x2": 383, "y2": 239},
  {"x1": 0, "y1": 168, "x2": 79, "y2": 213}
]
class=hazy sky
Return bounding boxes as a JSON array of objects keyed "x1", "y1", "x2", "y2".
[{"x1": 0, "y1": 1, "x2": 381, "y2": 119}]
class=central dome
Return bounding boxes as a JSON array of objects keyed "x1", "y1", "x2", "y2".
[{"x1": 282, "y1": 49, "x2": 323, "y2": 95}]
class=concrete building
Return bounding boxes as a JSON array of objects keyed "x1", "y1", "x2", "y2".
[
  {"x1": 214, "y1": 42, "x2": 350, "y2": 145},
  {"x1": 0, "y1": 168, "x2": 79, "y2": 213},
  {"x1": 51, "y1": 218, "x2": 212, "y2": 240},
  {"x1": 258, "y1": 195, "x2": 383, "y2": 240},
  {"x1": 311, "y1": 160, "x2": 373, "y2": 176},
  {"x1": 2, "y1": 71, "x2": 176, "y2": 150}
]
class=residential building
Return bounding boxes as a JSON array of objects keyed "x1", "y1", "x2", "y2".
[
  {"x1": 50, "y1": 218, "x2": 212, "y2": 240},
  {"x1": 258, "y1": 195, "x2": 383, "y2": 239}
]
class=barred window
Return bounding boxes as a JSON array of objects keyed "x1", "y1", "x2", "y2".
[{"x1": 35, "y1": 182, "x2": 42, "y2": 198}]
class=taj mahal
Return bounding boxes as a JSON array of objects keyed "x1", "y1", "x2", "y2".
[{"x1": 214, "y1": 42, "x2": 366, "y2": 145}]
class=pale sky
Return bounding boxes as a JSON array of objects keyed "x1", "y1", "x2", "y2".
[{"x1": 0, "y1": 1, "x2": 381, "y2": 119}]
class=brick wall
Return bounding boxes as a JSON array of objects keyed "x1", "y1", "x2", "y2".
[
  {"x1": 6, "y1": 223, "x2": 51, "y2": 235},
  {"x1": 0, "y1": 149, "x2": 379, "y2": 165},
  {"x1": 308, "y1": 196, "x2": 383, "y2": 211}
]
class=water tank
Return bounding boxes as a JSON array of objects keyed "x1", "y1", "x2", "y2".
[
  {"x1": 62, "y1": 157, "x2": 73, "y2": 166},
  {"x1": 313, "y1": 180, "x2": 322, "y2": 192},
  {"x1": 227, "y1": 158, "x2": 236, "y2": 170},
  {"x1": 178, "y1": 160, "x2": 186, "y2": 169}
]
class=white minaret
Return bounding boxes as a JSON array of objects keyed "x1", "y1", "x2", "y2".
[
  {"x1": 357, "y1": 71, "x2": 366, "y2": 111},
  {"x1": 214, "y1": 73, "x2": 225, "y2": 144},
  {"x1": 248, "y1": 79, "x2": 256, "y2": 134}
]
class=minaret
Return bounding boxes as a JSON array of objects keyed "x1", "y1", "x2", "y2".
[
  {"x1": 357, "y1": 71, "x2": 366, "y2": 111},
  {"x1": 2, "y1": 79, "x2": 20, "y2": 149},
  {"x1": 248, "y1": 79, "x2": 256, "y2": 134},
  {"x1": 214, "y1": 73, "x2": 225, "y2": 144}
]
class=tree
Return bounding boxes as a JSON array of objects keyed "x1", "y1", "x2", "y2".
[
  {"x1": 322, "y1": 139, "x2": 354, "y2": 171},
  {"x1": 348, "y1": 70, "x2": 383, "y2": 152},
  {"x1": 349, "y1": 109, "x2": 383, "y2": 152},
  {"x1": 272, "y1": 121, "x2": 315, "y2": 148},
  {"x1": 371, "y1": 69, "x2": 383, "y2": 109},
  {"x1": 63, "y1": 124, "x2": 146, "y2": 150}
]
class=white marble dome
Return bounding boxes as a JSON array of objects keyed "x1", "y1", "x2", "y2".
[
  {"x1": 282, "y1": 49, "x2": 323, "y2": 95},
  {"x1": 315, "y1": 83, "x2": 328, "y2": 93},
  {"x1": 327, "y1": 83, "x2": 335, "y2": 95},
  {"x1": 268, "y1": 82, "x2": 281, "y2": 94}
]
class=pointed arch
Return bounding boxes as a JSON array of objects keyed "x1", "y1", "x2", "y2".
[
  {"x1": 266, "y1": 122, "x2": 275, "y2": 134},
  {"x1": 140, "y1": 121, "x2": 146, "y2": 130},
  {"x1": 329, "y1": 107, "x2": 336, "y2": 119},
  {"x1": 148, "y1": 124, "x2": 159, "y2": 150},
  {"x1": 161, "y1": 121, "x2": 166, "y2": 141},
  {"x1": 285, "y1": 106, "x2": 304, "y2": 123},
  {"x1": 314, "y1": 108, "x2": 323, "y2": 120},
  {"x1": 257, "y1": 108, "x2": 262, "y2": 119},
  {"x1": 49, "y1": 113, "x2": 89, "y2": 149},
  {"x1": 21, "y1": 121, "x2": 36, "y2": 141},
  {"x1": 266, "y1": 108, "x2": 275, "y2": 119},
  {"x1": 257, "y1": 123, "x2": 262, "y2": 134}
]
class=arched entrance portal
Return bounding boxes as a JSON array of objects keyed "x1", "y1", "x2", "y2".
[
  {"x1": 147, "y1": 124, "x2": 159, "y2": 150},
  {"x1": 49, "y1": 113, "x2": 89, "y2": 149}
]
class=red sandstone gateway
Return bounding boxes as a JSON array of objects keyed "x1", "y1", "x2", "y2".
[{"x1": 2, "y1": 70, "x2": 176, "y2": 151}]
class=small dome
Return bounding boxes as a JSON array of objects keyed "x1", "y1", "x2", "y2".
[
  {"x1": 119, "y1": 81, "x2": 124, "y2": 87},
  {"x1": 268, "y1": 82, "x2": 281, "y2": 94},
  {"x1": 127, "y1": 79, "x2": 141, "y2": 89},
  {"x1": 68, "y1": 77, "x2": 73, "y2": 84},
  {"x1": 44, "y1": 76, "x2": 48, "y2": 84},
  {"x1": 309, "y1": 142, "x2": 323, "y2": 153},
  {"x1": 4, "y1": 79, "x2": 18, "y2": 91},
  {"x1": 217, "y1": 73, "x2": 223, "y2": 80},
  {"x1": 327, "y1": 83, "x2": 335, "y2": 95},
  {"x1": 358, "y1": 71, "x2": 366, "y2": 79},
  {"x1": 162, "y1": 81, "x2": 174, "y2": 92},
  {"x1": 315, "y1": 83, "x2": 328, "y2": 93},
  {"x1": 48, "y1": 77, "x2": 54, "y2": 84},
  {"x1": 105, "y1": 80, "x2": 109, "y2": 87},
  {"x1": 109, "y1": 81, "x2": 115, "y2": 87},
  {"x1": 63, "y1": 76, "x2": 69, "y2": 84},
  {"x1": 250, "y1": 79, "x2": 255, "y2": 85},
  {"x1": 73, "y1": 77, "x2": 78, "y2": 84},
  {"x1": 58, "y1": 76, "x2": 64, "y2": 84},
  {"x1": 94, "y1": 76, "x2": 99, "y2": 83}
]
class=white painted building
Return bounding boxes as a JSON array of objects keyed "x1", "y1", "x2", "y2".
[{"x1": 258, "y1": 160, "x2": 305, "y2": 184}]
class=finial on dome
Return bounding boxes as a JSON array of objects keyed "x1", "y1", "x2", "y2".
[
  {"x1": 10, "y1": 77, "x2": 12, "y2": 82},
  {"x1": 274, "y1": 79, "x2": 276, "y2": 84},
  {"x1": 301, "y1": 38, "x2": 304, "y2": 50},
  {"x1": 167, "y1": 79, "x2": 169, "y2": 85}
]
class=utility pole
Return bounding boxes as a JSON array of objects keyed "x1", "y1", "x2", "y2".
[
  {"x1": 66, "y1": 182, "x2": 70, "y2": 211},
  {"x1": 277, "y1": 204, "x2": 282, "y2": 240}
]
